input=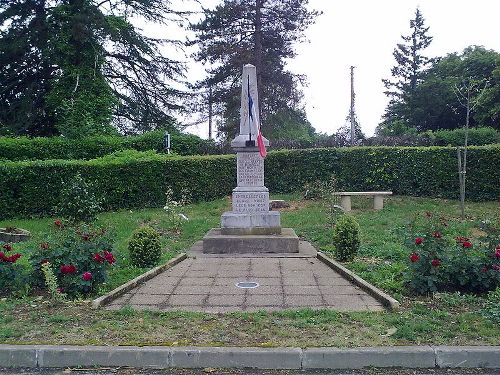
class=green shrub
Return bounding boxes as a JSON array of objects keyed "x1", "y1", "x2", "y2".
[
  {"x1": 404, "y1": 214, "x2": 500, "y2": 294},
  {"x1": 56, "y1": 173, "x2": 102, "y2": 223},
  {"x1": 332, "y1": 215, "x2": 360, "y2": 262},
  {"x1": 0, "y1": 146, "x2": 498, "y2": 219},
  {"x1": 128, "y1": 226, "x2": 162, "y2": 268},
  {"x1": 29, "y1": 224, "x2": 115, "y2": 297}
]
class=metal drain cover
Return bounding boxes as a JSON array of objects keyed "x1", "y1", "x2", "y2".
[{"x1": 236, "y1": 281, "x2": 259, "y2": 289}]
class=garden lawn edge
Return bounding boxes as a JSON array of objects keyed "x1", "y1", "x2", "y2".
[
  {"x1": 0, "y1": 345, "x2": 499, "y2": 369},
  {"x1": 317, "y1": 252, "x2": 401, "y2": 310},
  {"x1": 92, "y1": 253, "x2": 187, "y2": 308}
]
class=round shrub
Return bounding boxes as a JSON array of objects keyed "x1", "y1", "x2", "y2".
[
  {"x1": 332, "y1": 215, "x2": 360, "y2": 262},
  {"x1": 128, "y1": 226, "x2": 162, "y2": 268}
]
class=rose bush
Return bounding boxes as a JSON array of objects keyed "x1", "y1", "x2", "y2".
[
  {"x1": 0, "y1": 242, "x2": 28, "y2": 295},
  {"x1": 29, "y1": 222, "x2": 115, "y2": 296},
  {"x1": 405, "y1": 214, "x2": 499, "y2": 294}
]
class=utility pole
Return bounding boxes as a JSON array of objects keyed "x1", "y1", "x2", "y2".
[
  {"x1": 349, "y1": 66, "x2": 356, "y2": 146},
  {"x1": 208, "y1": 86, "x2": 213, "y2": 140}
]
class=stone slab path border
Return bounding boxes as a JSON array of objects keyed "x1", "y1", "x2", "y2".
[{"x1": 1, "y1": 344, "x2": 499, "y2": 369}]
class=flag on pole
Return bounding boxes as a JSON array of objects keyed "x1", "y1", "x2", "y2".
[{"x1": 248, "y1": 80, "x2": 267, "y2": 158}]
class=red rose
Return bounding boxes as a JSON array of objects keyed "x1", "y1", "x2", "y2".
[
  {"x1": 431, "y1": 259, "x2": 441, "y2": 267},
  {"x1": 82, "y1": 272, "x2": 92, "y2": 281},
  {"x1": 409, "y1": 253, "x2": 420, "y2": 263},
  {"x1": 495, "y1": 249, "x2": 500, "y2": 258},
  {"x1": 462, "y1": 241, "x2": 472, "y2": 248},
  {"x1": 93, "y1": 253, "x2": 103, "y2": 263},
  {"x1": 455, "y1": 236, "x2": 469, "y2": 244},
  {"x1": 2, "y1": 243, "x2": 12, "y2": 251},
  {"x1": 81, "y1": 233, "x2": 90, "y2": 241},
  {"x1": 60, "y1": 264, "x2": 76, "y2": 274},
  {"x1": 492, "y1": 265, "x2": 500, "y2": 271},
  {"x1": 103, "y1": 251, "x2": 115, "y2": 265},
  {"x1": 432, "y1": 231, "x2": 442, "y2": 238},
  {"x1": 5, "y1": 253, "x2": 21, "y2": 263},
  {"x1": 415, "y1": 237, "x2": 424, "y2": 245},
  {"x1": 40, "y1": 242, "x2": 49, "y2": 250},
  {"x1": 57, "y1": 287, "x2": 64, "y2": 293},
  {"x1": 54, "y1": 219, "x2": 62, "y2": 227}
]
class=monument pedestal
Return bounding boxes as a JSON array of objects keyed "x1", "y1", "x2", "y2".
[
  {"x1": 202, "y1": 228, "x2": 299, "y2": 254},
  {"x1": 201, "y1": 63, "x2": 299, "y2": 254}
]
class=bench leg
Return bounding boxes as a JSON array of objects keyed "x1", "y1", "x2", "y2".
[
  {"x1": 340, "y1": 196, "x2": 351, "y2": 212},
  {"x1": 373, "y1": 195, "x2": 384, "y2": 210}
]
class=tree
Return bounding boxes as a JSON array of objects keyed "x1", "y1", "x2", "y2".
[
  {"x1": 454, "y1": 77, "x2": 489, "y2": 219},
  {"x1": 404, "y1": 46, "x2": 499, "y2": 131},
  {"x1": 379, "y1": 8, "x2": 433, "y2": 133},
  {"x1": 189, "y1": 0, "x2": 319, "y2": 141},
  {"x1": 0, "y1": 0, "x2": 185, "y2": 137}
]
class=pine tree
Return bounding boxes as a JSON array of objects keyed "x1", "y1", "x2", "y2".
[
  {"x1": 188, "y1": 0, "x2": 319, "y2": 141},
  {"x1": 380, "y1": 8, "x2": 433, "y2": 130},
  {"x1": 0, "y1": 0, "x2": 185, "y2": 137}
]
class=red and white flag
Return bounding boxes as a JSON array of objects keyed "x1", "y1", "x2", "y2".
[{"x1": 248, "y1": 80, "x2": 267, "y2": 158}]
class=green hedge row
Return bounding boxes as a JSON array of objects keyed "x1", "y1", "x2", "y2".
[
  {"x1": 426, "y1": 127, "x2": 499, "y2": 146},
  {"x1": 0, "y1": 131, "x2": 216, "y2": 161},
  {"x1": 1, "y1": 146, "x2": 498, "y2": 219}
]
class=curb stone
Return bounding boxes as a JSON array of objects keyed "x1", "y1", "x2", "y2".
[
  {"x1": 1, "y1": 345, "x2": 499, "y2": 369},
  {"x1": 302, "y1": 346, "x2": 435, "y2": 369},
  {"x1": 435, "y1": 346, "x2": 500, "y2": 368},
  {"x1": 92, "y1": 253, "x2": 187, "y2": 308}
]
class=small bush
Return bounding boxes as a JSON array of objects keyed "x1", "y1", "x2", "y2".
[
  {"x1": 128, "y1": 226, "x2": 162, "y2": 268},
  {"x1": 29, "y1": 223, "x2": 116, "y2": 297},
  {"x1": 332, "y1": 215, "x2": 360, "y2": 262},
  {"x1": 56, "y1": 173, "x2": 102, "y2": 223},
  {"x1": 404, "y1": 214, "x2": 500, "y2": 294}
]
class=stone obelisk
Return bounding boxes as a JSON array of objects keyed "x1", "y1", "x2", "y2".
[
  {"x1": 202, "y1": 64, "x2": 299, "y2": 254},
  {"x1": 221, "y1": 64, "x2": 280, "y2": 235}
]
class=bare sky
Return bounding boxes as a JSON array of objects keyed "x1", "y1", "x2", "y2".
[{"x1": 160, "y1": 0, "x2": 500, "y2": 138}]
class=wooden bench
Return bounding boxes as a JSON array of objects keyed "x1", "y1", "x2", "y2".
[{"x1": 338, "y1": 191, "x2": 393, "y2": 212}]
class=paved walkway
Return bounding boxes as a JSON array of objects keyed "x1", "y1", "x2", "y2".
[{"x1": 105, "y1": 256, "x2": 384, "y2": 312}]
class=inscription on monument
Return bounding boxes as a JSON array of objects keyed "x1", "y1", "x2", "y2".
[
  {"x1": 237, "y1": 153, "x2": 264, "y2": 187},
  {"x1": 233, "y1": 191, "x2": 269, "y2": 213}
]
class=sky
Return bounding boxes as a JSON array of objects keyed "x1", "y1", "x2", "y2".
[{"x1": 157, "y1": 0, "x2": 500, "y2": 138}]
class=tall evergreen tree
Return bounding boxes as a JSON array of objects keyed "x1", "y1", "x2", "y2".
[
  {"x1": 379, "y1": 8, "x2": 433, "y2": 133},
  {"x1": 189, "y1": 0, "x2": 319, "y2": 141},
  {"x1": 0, "y1": 0, "x2": 185, "y2": 137}
]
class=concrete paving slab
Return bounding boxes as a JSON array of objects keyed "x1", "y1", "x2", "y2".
[
  {"x1": 246, "y1": 285, "x2": 283, "y2": 295},
  {"x1": 208, "y1": 294, "x2": 245, "y2": 306},
  {"x1": 285, "y1": 294, "x2": 324, "y2": 307},
  {"x1": 168, "y1": 294, "x2": 206, "y2": 306},
  {"x1": 129, "y1": 294, "x2": 167, "y2": 305},
  {"x1": 246, "y1": 294, "x2": 283, "y2": 307}
]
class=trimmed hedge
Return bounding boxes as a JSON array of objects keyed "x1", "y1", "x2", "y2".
[
  {"x1": 0, "y1": 131, "x2": 217, "y2": 161},
  {"x1": 0, "y1": 146, "x2": 498, "y2": 219}
]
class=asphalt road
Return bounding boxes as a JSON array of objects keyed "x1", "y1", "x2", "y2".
[{"x1": 1, "y1": 369, "x2": 499, "y2": 375}]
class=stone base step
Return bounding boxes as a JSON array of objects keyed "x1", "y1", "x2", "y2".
[{"x1": 202, "y1": 228, "x2": 299, "y2": 254}]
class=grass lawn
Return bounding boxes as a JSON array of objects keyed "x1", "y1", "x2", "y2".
[{"x1": 1, "y1": 195, "x2": 499, "y2": 347}]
